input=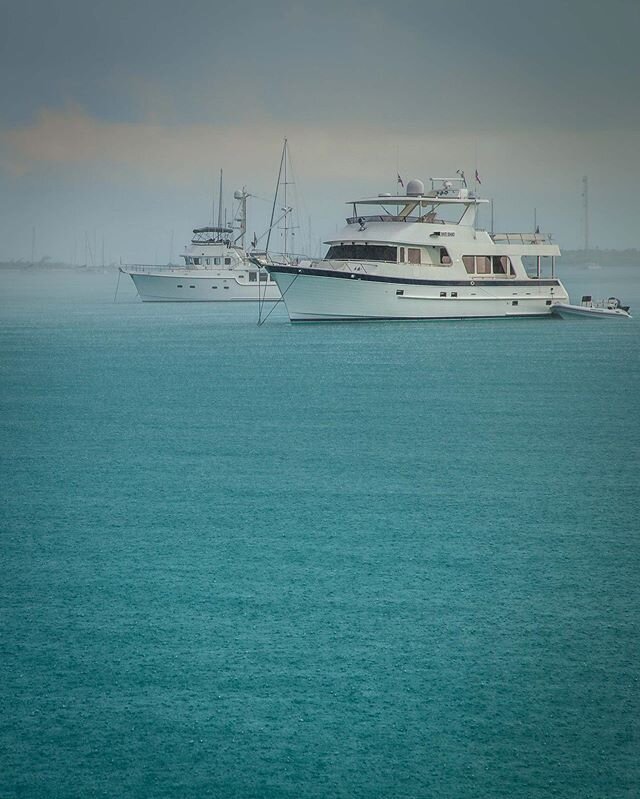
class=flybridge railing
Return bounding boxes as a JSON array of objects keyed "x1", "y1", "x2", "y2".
[
  {"x1": 490, "y1": 232, "x2": 550, "y2": 244},
  {"x1": 346, "y1": 214, "x2": 448, "y2": 225}
]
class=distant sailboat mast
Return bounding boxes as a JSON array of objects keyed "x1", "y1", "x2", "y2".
[
  {"x1": 582, "y1": 176, "x2": 589, "y2": 251},
  {"x1": 217, "y1": 169, "x2": 223, "y2": 230}
]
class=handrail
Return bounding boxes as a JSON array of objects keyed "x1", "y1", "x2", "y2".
[{"x1": 490, "y1": 232, "x2": 549, "y2": 244}]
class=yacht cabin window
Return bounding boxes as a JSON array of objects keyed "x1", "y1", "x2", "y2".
[
  {"x1": 214, "y1": 257, "x2": 221, "y2": 265},
  {"x1": 399, "y1": 247, "x2": 405, "y2": 263},
  {"x1": 439, "y1": 248, "x2": 452, "y2": 266},
  {"x1": 325, "y1": 244, "x2": 397, "y2": 262},
  {"x1": 477, "y1": 256, "x2": 491, "y2": 274},
  {"x1": 225, "y1": 258, "x2": 232, "y2": 265},
  {"x1": 407, "y1": 248, "x2": 421, "y2": 264},
  {"x1": 249, "y1": 272, "x2": 257, "y2": 282},
  {"x1": 193, "y1": 257, "x2": 201, "y2": 266},
  {"x1": 259, "y1": 273, "x2": 268, "y2": 282},
  {"x1": 462, "y1": 255, "x2": 515, "y2": 276}
]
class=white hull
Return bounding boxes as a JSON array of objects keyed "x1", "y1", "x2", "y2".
[
  {"x1": 269, "y1": 267, "x2": 568, "y2": 321},
  {"x1": 126, "y1": 269, "x2": 280, "y2": 302}
]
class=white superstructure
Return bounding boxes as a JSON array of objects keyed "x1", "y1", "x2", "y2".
[{"x1": 261, "y1": 177, "x2": 570, "y2": 321}]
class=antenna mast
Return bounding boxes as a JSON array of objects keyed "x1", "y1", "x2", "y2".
[{"x1": 233, "y1": 187, "x2": 248, "y2": 248}]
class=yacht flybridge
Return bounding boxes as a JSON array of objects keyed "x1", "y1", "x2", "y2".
[{"x1": 259, "y1": 177, "x2": 571, "y2": 321}]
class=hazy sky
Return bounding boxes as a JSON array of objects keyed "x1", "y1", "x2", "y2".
[{"x1": 1, "y1": 0, "x2": 639, "y2": 263}]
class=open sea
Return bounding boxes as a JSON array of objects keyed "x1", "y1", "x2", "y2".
[{"x1": 1, "y1": 262, "x2": 639, "y2": 798}]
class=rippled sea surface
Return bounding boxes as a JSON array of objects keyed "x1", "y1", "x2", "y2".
[{"x1": 1, "y1": 263, "x2": 639, "y2": 798}]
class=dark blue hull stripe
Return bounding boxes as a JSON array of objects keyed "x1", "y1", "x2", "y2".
[{"x1": 267, "y1": 264, "x2": 561, "y2": 288}]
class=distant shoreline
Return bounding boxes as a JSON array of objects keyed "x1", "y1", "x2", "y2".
[{"x1": 1, "y1": 249, "x2": 639, "y2": 271}]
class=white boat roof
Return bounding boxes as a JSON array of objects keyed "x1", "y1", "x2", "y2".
[{"x1": 348, "y1": 193, "x2": 489, "y2": 206}]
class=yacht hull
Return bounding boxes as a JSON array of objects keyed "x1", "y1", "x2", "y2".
[
  {"x1": 268, "y1": 266, "x2": 568, "y2": 322},
  {"x1": 127, "y1": 270, "x2": 280, "y2": 302}
]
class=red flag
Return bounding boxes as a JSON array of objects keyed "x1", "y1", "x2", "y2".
[{"x1": 475, "y1": 170, "x2": 482, "y2": 184}]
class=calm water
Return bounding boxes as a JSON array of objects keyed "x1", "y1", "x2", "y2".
[{"x1": 1, "y1": 264, "x2": 639, "y2": 798}]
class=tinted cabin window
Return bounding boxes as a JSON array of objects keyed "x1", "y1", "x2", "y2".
[
  {"x1": 249, "y1": 272, "x2": 257, "y2": 282},
  {"x1": 399, "y1": 247, "x2": 405, "y2": 263},
  {"x1": 407, "y1": 248, "x2": 421, "y2": 264},
  {"x1": 325, "y1": 244, "x2": 397, "y2": 262},
  {"x1": 193, "y1": 258, "x2": 201, "y2": 265},
  {"x1": 476, "y1": 256, "x2": 491, "y2": 274},
  {"x1": 463, "y1": 256, "x2": 475, "y2": 274},
  {"x1": 225, "y1": 258, "x2": 231, "y2": 265},
  {"x1": 214, "y1": 257, "x2": 221, "y2": 265},
  {"x1": 493, "y1": 255, "x2": 508, "y2": 274},
  {"x1": 440, "y1": 248, "x2": 452, "y2": 265},
  {"x1": 259, "y1": 273, "x2": 268, "y2": 282}
]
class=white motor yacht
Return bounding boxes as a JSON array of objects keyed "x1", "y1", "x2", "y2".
[
  {"x1": 260, "y1": 177, "x2": 571, "y2": 321},
  {"x1": 123, "y1": 185, "x2": 280, "y2": 303}
]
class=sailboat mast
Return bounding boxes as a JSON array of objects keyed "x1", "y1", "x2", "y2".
[
  {"x1": 283, "y1": 140, "x2": 288, "y2": 258},
  {"x1": 266, "y1": 139, "x2": 287, "y2": 255}
]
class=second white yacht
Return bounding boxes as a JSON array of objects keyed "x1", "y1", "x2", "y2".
[{"x1": 123, "y1": 186, "x2": 280, "y2": 303}]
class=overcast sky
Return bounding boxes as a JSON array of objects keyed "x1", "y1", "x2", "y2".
[{"x1": 1, "y1": 0, "x2": 639, "y2": 263}]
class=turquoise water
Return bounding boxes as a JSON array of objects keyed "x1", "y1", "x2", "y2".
[{"x1": 1, "y1": 265, "x2": 639, "y2": 798}]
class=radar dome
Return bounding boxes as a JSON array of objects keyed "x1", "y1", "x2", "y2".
[{"x1": 406, "y1": 179, "x2": 425, "y2": 196}]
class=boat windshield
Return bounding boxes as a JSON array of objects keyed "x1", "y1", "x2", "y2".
[{"x1": 325, "y1": 244, "x2": 397, "y2": 262}]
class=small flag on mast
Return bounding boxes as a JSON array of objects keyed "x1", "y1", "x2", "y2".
[
  {"x1": 475, "y1": 170, "x2": 481, "y2": 184},
  {"x1": 397, "y1": 173, "x2": 404, "y2": 188}
]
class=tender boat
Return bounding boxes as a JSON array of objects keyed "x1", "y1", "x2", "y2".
[
  {"x1": 259, "y1": 176, "x2": 571, "y2": 322},
  {"x1": 551, "y1": 296, "x2": 632, "y2": 319}
]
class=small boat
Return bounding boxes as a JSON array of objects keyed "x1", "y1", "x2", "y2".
[{"x1": 551, "y1": 295, "x2": 632, "y2": 319}]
